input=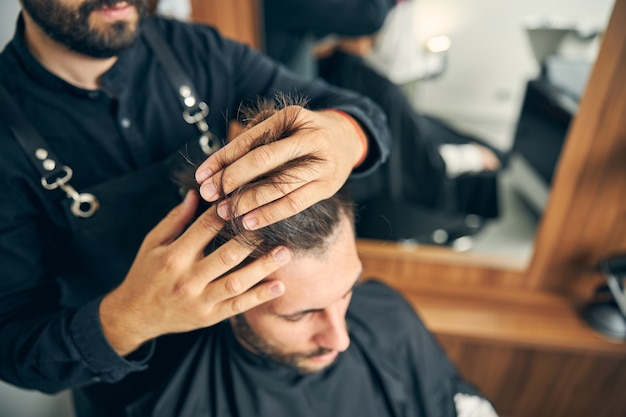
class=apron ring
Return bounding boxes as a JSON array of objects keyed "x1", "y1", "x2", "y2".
[
  {"x1": 40, "y1": 166, "x2": 100, "y2": 218},
  {"x1": 71, "y1": 193, "x2": 100, "y2": 218}
]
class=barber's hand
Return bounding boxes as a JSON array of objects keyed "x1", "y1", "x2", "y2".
[
  {"x1": 194, "y1": 106, "x2": 366, "y2": 229},
  {"x1": 99, "y1": 191, "x2": 290, "y2": 356}
]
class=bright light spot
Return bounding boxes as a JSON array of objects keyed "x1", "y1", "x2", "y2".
[{"x1": 426, "y1": 35, "x2": 452, "y2": 53}]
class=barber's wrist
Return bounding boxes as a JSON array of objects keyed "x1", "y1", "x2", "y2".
[
  {"x1": 100, "y1": 292, "x2": 150, "y2": 357},
  {"x1": 324, "y1": 109, "x2": 369, "y2": 168}
]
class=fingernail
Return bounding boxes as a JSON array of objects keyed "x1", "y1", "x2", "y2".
[
  {"x1": 272, "y1": 247, "x2": 289, "y2": 262},
  {"x1": 243, "y1": 216, "x2": 258, "y2": 230},
  {"x1": 270, "y1": 282, "x2": 285, "y2": 296},
  {"x1": 217, "y1": 201, "x2": 231, "y2": 219},
  {"x1": 200, "y1": 182, "x2": 218, "y2": 202},
  {"x1": 195, "y1": 168, "x2": 213, "y2": 183}
]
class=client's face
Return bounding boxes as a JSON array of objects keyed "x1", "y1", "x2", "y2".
[{"x1": 231, "y1": 214, "x2": 362, "y2": 374}]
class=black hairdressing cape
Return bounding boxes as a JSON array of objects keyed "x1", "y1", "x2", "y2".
[{"x1": 125, "y1": 281, "x2": 485, "y2": 417}]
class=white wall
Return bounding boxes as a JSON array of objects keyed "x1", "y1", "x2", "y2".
[
  {"x1": 408, "y1": 0, "x2": 615, "y2": 150},
  {"x1": 0, "y1": 2, "x2": 20, "y2": 49},
  {"x1": 0, "y1": 381, "x2": 74, "y2": 417}
]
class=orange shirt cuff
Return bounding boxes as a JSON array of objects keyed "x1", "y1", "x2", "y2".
[{"x1": 326, "y1": 109, "x2": 369, "y2": 168}]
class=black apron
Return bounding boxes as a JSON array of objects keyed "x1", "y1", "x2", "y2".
[
  {"x1": 0, "y1": 20, "x2": 221, "y2": 416},
  {"x1": 55, "y1": 143, "x2": 205, "y2": 306}
]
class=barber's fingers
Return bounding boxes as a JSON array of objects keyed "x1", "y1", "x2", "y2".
[
  {"x1": 195, "y1": 107, "x2": 315, "y2": 200},
  {"x1": 202, "y1": 246, "x2": 290, "y2": 307},
  {"x1": 170, "y1": 203, "x2": 225, "y2": 255},
  {"x1": 200, "y1": 136, "x2": 315, "y2": 203},
  {"x1": 213, "y1": 279, "x2": 285, "y2": 319},
  {"x1": 209, "y1": 140, "x2": 306, "y2": 201},
  {"x1": 142, "y1": 190, "x2": 200, "y2": 248},
  {"x1": 238, "y1": 181, "x2": 335, "y2": 230},
  {"x1": 195, "y1": 107, "x2": 300, "y2": 181},
  {"x1": 143, "y1": 192, "x2": 249, "y2": 274},
  {"x1": 213, "y1": 159, "x2": 325, "y2": 221},
  {"x1": 160, "y1": 238, "x2": 253, "y2": 295}
]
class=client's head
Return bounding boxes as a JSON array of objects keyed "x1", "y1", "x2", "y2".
[{"x1": 180, "y1": 95, "x2": 362, "y2": 374}]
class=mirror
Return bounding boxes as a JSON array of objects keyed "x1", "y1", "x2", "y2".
[{"x1": 400, "y1": 0, "x2": 615, "y2": 263}]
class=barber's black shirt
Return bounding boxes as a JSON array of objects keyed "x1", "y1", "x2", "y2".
[{"x1": 0, "y1": 14, "x2": 390, "y2": 396}]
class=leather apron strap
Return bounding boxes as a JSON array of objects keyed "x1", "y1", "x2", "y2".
[
  {"x1": 0, "y1": 18, "x2": 220, "y2": 221},
  {"x1": 0, "y1": 84, "x2": 100, "y2": 218},
  {"x1": 142, "y1": 19, "x2": 221, "y2": 156}
]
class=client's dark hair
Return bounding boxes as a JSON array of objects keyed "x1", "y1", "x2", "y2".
[{"x1": 177, "y1": 94, "x2": 354, "y2": 259}]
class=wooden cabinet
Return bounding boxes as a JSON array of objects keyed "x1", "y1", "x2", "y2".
[{"x1": 189, "y1": 0, "x2": 263, "y2": 50}]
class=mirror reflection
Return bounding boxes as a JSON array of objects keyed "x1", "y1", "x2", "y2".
[{"x1": 394, "y1": 0, "x2": 615, "y2": 261}]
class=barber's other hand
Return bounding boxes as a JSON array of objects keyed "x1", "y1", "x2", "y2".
[
  {"x1": 194, "y1": 106, "x2": 366, "y2": 229},
  {"x1": 99, "y1": 191, "x2": 289, "y2": 356}
]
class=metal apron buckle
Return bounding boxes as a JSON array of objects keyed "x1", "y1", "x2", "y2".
[
  {"x1": 180, "y1": 89, "x2": 220, "y2": 156},
  {"x1": 41, "y1": 166, "x2": 99, "y2": 218}
]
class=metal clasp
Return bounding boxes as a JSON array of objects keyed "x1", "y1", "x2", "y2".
[
  {"x1": 41, "y1": 166, "x2": 99, "y2": 218},
  {"x1": 181, "y1": 101, "x2": 220, "y2": 156},
  {"x1": 182, "y1": 101, "x2": 209, "y2": 126}
]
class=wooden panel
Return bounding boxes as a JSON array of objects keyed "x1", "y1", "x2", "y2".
[
  {"x1": 358, "y1": 239, "x2": 527, "y2": 291},
  {"x1": 439, "y1": 337, "x2": 626, "y2": 417},
  {"x1": 361, "y1": 271, "x2": 626, "y2": 356},
  {"x1": 418, "y1": 287, "x2": 621, "y2": 355},
  {"x1": 147, "y1": 0, "x2": 158, "y2": 14},
  {"x1": 189, "y1": 0, "x2": 263, "y2": 49},
  {"x1": 526, "y1": 0, "x2": 626, "y2": 294}
]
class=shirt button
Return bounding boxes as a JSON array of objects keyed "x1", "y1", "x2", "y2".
[
  {"x1": 87, "y1": 91, "x2": 99, "y2": 99},
  {"x1": 120, "y1": 118, "x2": 131, "y2": 128}
]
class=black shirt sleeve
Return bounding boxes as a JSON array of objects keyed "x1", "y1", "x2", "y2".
[{"x1": 263, "y1": 0, "x2": 394, "y2": 37}]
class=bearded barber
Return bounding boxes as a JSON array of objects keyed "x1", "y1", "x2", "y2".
[{"x1": 0, "y1": 1, "x2": 390, "y2": 415}]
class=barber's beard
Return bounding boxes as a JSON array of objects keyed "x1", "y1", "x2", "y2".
[
  {"x1": 231, "y1": 314, "x2": 334, "y2": 374},
  {"x1": 22, "y1": 0, "x2": 148, "y2": 58}
]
